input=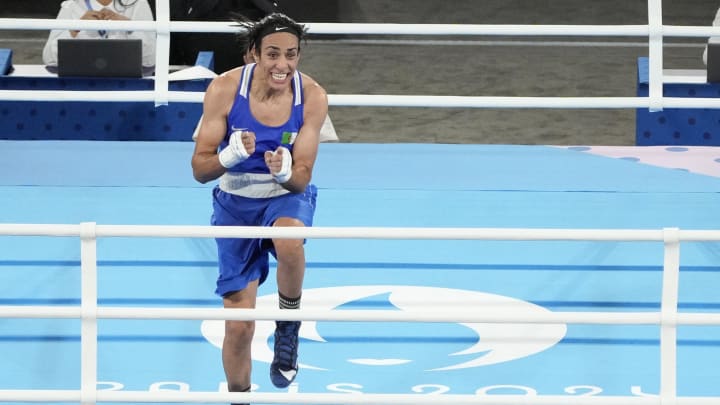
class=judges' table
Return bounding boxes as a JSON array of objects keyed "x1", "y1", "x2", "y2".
[
  {"x1": 636, "y1": 56, "x2": 720, "y2": 146},
  {"x1": 0, "y1": 65, "x2": 211, "y2": 142}
]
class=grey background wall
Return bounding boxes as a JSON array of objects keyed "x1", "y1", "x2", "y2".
[{"x1": 4, "y1": 0, "x2": 717, "y2": 25}]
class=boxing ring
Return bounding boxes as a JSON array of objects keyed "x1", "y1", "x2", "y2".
[{"x1": 2, "y1": 1, "x2": 720, "y2": 404}]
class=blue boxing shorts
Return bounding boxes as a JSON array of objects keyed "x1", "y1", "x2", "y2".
[{"x1": 211, "y1": 184, "x2": 317, "y2": 297}]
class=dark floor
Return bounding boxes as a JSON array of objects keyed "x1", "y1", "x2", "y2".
[{"x1": 0, "y1": 0, "x2": 717, "y2": 145}]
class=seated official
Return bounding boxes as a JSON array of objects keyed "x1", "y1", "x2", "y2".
[{"x1": 42, "y1": 0, "x2": 156, "y2": 69}]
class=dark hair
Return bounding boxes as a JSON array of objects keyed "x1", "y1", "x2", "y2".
[
  {"x1": 235, "y1": 13, "x2": 308, "y2": 57},
  {"x1": 115, "y1": 0, "x2": 139, "y2": 10}
]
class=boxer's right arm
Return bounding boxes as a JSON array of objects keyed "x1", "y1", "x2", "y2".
[
  {"x1": 191, "y1": 75, "x2": 240, "y2": 183},
  {"x1": 218, "y1": 130, "x2": 255, "y2": 168}
]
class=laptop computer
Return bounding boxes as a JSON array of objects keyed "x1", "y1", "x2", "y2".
[
  {"x1": 707, "y1": 42, "x2": 720, "y2": 83},
  {"x1": 57, "y1": 38, "x2": 143, "y2": 78}
]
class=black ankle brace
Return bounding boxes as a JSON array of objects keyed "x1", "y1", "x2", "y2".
[{"x1": 278, "y1": 291, "x2": 301, "y2": 309}]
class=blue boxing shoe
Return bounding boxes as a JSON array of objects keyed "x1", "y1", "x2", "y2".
[{"x1": 270, "y1": 320, "x2": 300, "y2": 388}]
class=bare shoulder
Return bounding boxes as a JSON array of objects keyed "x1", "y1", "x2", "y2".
[
  {"x1": 300, "y1": 72, "x2": 328, "y2": 107},
  {"x1": 300, "y1": 73, "x2": 326, "y2": 95},
  {"x1": 205, "y1": 67, "x2": 243, "y2": 102}
]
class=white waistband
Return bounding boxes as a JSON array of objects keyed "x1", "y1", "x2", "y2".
[{"x1": 219, "y1": 172, "x2": 290, "y2": 198}]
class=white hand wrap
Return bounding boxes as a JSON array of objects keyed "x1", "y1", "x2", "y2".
[
  {"x1": 218, "y1": 130, "x2": 250, "y2": 168},
  {"x1": 272, "y1": 146, "x2": 293, "y2": 184}
]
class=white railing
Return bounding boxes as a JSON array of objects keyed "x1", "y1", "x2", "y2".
[
  {"x1": 1, "y1": 222, "x2": 720, "y2": 404},
  {"x1": 2, "y1": 0, "x2": 720, "y2": 110}
]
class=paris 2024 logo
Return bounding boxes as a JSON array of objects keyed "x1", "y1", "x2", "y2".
[{"x1": 201, "y1": 285, "x2": 566, "y2": 378}]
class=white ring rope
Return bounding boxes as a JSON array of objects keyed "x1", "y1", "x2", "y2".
[
  {"x1": 0, "y1": 305, "x2": 684, "y2": 324},
  {"x1": 3, "y1": 223, "x2": 720, "y2": 240},
  {"x1": 5, "y1": 17, "x2": 720, "y2": 36},
  {"x1": 2, "y1": 0, "x2": 720, "y2": 109},
  {"x1": 0, "y1": 222, "x2": 718, "y2": 404},
  {"x1": 3, "y1": 390, "x2": 719, "y2": 405},
  {"x1": 6, "y1": 92, "x2": 720, "y2": 109}
]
